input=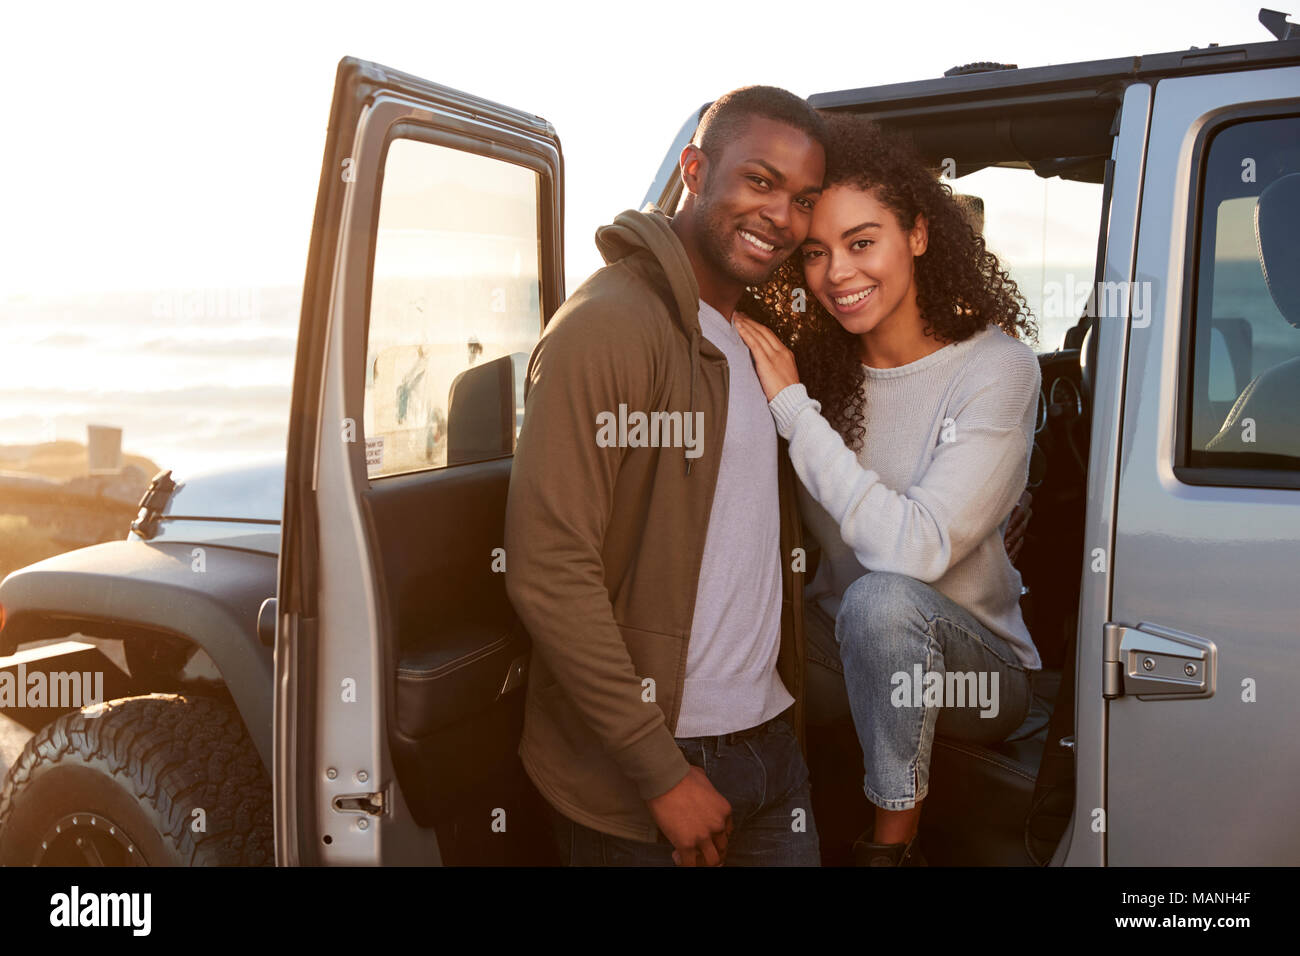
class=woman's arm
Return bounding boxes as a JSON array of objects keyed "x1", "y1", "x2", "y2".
[
  {"x1": 733, "y1": 313, "x2": 1039, "y2": 581},
  {"x1": 768, "y1": 376, "x2": 1035, "y2": 582}
]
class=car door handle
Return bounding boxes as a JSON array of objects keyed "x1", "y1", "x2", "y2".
[
  {"x1": 1102, "y1": 622, "x2": 1217, "y2": 701},
  {"x1": 497, "y1": 654, "x2": 528, "y2": 698}
]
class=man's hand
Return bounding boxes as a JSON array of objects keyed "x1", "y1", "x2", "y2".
[
  {"x1": 646, "y1": 766, "x2": 733, "y2": 867},
  {"x1": 1004, "y1": 489, "x2": 1033, "y2": 565}
]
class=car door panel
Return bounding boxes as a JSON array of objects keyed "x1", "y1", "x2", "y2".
[
  {"x1": 363, "y1": 458, "x2": 527, "y2": 809},
  {"x1": 1107, "y1": 67, "x2": 1300, "y2": 864},
  {"x1": 279, "y1": 56, "x2": 563, "y2": 865}
]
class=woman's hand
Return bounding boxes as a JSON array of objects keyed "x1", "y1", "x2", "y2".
[{"x1": 733, "y1": 312, "x2": 800, "y2": 401}]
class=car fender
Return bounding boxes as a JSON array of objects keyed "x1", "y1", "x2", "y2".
[{"x1": 0, "y1": 539, "x2": 276, "y2": 769}]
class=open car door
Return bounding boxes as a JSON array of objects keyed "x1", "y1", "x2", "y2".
[{"x1": 276, "y1": 57, "x2": 564, "y2": 865}]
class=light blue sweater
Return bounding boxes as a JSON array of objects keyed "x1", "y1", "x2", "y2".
[{"x1": 768, "y1": 324, "x2": 1043, "y2": 670}]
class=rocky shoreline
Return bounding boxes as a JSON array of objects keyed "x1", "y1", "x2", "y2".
[{"x1": 0, "y1": 441, "x2": 161, "y2": 580}]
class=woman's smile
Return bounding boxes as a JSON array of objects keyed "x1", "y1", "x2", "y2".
[{"x1": 829, "y1": 285, "x2": 879, "y2": 315}]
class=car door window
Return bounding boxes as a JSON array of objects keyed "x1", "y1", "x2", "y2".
[
  {"x1": 1184, "y1": 114, "x2": 1300, "y2": 477},
  {"x1": 364, "y1": 137, "x2": 541, "y2": 479}
]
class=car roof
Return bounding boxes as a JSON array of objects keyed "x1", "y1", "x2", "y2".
[{"x1": 809, "y1": 36, "x2": 1300, "y2": 115}]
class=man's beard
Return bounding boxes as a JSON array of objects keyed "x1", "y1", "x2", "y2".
[{"x1": 694, "y1": 195, "x2": 788, "y2": 287}]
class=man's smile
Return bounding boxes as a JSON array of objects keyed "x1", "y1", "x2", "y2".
[{"x1": 738, "y1": 227, "x2": 783, "y2": 260}]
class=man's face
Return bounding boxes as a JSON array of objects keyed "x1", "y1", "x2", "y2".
[{"x1": 690, "y1": 116, "x2": 825, "y2": 286}]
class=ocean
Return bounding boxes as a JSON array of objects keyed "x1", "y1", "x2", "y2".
[
  {"x1": 1, "y1": 285, "x2": 300, "y2": 478},
  {"x1": 1, "y1": 258, "x2": 1292, "y2": 481}
]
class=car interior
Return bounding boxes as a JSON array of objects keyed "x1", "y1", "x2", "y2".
[{"x1": 791, "y1": 90, "x2": 1119, "y2": 865}]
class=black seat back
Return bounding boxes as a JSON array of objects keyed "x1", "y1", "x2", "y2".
[
  {"x1": 446, "y1": 355, "x2": 515, "y2": 466},
  {"x1": 1257, "y1": 172, "x2": 1300, "y2": 327}
]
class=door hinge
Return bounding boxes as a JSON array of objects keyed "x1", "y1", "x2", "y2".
[
  {"x1": 1102, "y1": 657, "x2": 1124, "y2": 699},
  {"x1": 1103, "y1": 622, "x2": 1216, "y2": 701}
]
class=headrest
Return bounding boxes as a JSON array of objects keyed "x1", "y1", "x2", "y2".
[{"x1": 1256, "y1": 172, "x2": 1300, "y2": 329}]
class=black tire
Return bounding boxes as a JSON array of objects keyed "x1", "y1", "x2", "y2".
[{"x1": 0, "y1": 694, "x2": 272, "y2": 866}]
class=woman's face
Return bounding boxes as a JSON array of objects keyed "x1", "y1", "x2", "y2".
[{"x1": 799, "y1": 184, "x2": 927, "y2": 337}]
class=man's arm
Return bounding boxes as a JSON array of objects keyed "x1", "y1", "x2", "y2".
[{"x1": 504, "y1": 290, "x2": 691, "y2": 800}]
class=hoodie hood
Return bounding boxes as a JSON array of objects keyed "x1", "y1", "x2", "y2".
[
  {"x1": 595, "y1": 203, "x2": 708, "y2": 475},
  {"x1": 595, "y1": 204, "x2": 702, "y2": 339}
]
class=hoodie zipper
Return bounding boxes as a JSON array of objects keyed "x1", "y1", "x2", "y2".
[{"x1": 686, "y1": 327, "x2": 701, "y2": 475}]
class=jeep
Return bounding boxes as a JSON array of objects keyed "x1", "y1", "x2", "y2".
[{"x1": 1, "y1": 8, "x2": 1297, "y2": 865}]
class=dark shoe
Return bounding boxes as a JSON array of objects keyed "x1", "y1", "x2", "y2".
[{"x1": 851, "y1": 828, "x2": 927, "y2": 867}]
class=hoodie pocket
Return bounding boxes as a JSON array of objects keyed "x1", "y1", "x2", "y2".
[
  {"x1": 616, "y1": 622, "x2": 686, "y2": 726},
  {"x1": 528, "y1": 623, "x2": 686, "y2": 755}
]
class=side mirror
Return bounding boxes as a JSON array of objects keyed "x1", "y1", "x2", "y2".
[{"x1": 446, "y1": 355, "x2": 515, "y2": 466}]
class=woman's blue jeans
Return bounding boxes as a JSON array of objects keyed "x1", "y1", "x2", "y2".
[{"x1": 805, "y1": 572, "x2": 1032, "y2": 811}]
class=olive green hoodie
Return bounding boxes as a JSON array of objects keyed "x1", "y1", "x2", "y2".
[{"x1": 504, "y1": 204, "x2": 807, "y2": 843}]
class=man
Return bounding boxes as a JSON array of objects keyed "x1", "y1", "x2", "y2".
[{"x1": 504, "y1": 85, "x2": 828, "y2": 866}]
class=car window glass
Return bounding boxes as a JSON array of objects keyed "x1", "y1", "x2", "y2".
[
  {"x1": 364, "y1": 137, "x2": 542, "y2": 478},
  {"x1": 1187, "y1": 115, "x2": 1300, "y2": 474},
  {"x1": 1207, "y1": 326, "x2": 1236, "y2": 402}
]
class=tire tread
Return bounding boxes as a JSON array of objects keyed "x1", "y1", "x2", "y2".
[{"x1": 0, "y1": 694, "x2": 272, "y2": 866}]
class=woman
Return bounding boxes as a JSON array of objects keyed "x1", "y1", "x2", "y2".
[{"x1": 733, "y1": 114, "x2": 1042, "y2": 866}]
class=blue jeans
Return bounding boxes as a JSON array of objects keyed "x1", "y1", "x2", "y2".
[
  {"x1": 547, "y1": 711, "x2": 820, "y2": 866},
  {"x1": 806, "y1": 572, "x2": 1032, "y2": 811}
]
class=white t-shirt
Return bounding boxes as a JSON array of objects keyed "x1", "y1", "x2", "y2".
[{"x1": 673, "y1": 299, "x2": 794, "y2": 737}]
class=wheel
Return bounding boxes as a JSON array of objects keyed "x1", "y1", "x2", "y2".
[{"x1": 0, "y1": 694, "x2": 272, "y2": 866}]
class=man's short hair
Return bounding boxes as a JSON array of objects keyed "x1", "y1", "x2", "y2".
[{"x1": 693, "y1": 86, "x2": 828, "y2": 163}]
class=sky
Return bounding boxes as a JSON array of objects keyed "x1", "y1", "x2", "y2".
[
  {"x1": 0, "y1": 0, "x2": 1285, "y2": 475},
  {"x1": 0, "y1": 0, "x2": 1276, "y2": 299}
]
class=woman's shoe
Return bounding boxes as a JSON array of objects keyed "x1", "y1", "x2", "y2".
[{"x1": 851, "y1": 828, "x2": 927, "y2": 866}]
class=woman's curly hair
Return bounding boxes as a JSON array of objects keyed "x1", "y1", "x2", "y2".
[{"x1": 742, "y1": 113, "x2": 1036, "y2": 449}]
